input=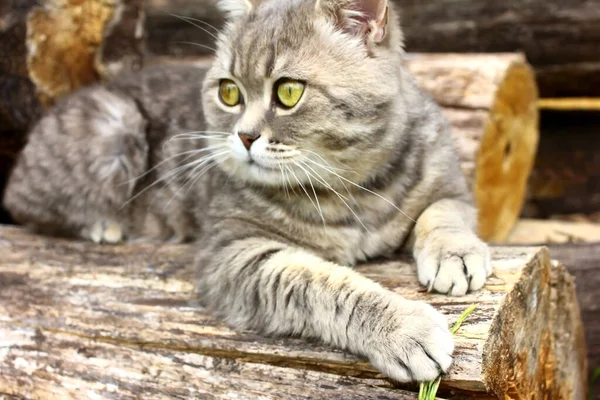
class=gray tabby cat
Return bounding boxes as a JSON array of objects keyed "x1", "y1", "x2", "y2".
[{"x1": 3, "y1": 0, "x2": 492, "y2": 382}]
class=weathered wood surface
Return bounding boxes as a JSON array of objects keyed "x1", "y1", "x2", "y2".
[
  {"x1": 0, "y1": 226, "x2": 587, "y2": 399},
  {"x1": 144, "y1": 0, "x2": 600, "y2": 97},
  {"x1": 507, "y1": 219, "x2": 600, "y2": 245},
  {"x1": 402, "y1": 53, "x2": 539, "y2": 243}
]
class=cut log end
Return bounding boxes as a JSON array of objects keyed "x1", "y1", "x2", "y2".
[
  {"x1": 476, "y1": 60, "x2": 539, "y2": 242},
  {"x1": 482, "y1": 249, "x2": 587, "y2": 398}
]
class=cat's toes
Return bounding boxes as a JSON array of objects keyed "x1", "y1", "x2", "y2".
[
  {"x1": 89, "y1": 220, "x2": 125, "y2": 244},
  {"x1": 416, "y1": 232, "x2": 492, "y2": 296},
  {"x1": 367, "y1": 301, "x2": 454, "y2": 382}
]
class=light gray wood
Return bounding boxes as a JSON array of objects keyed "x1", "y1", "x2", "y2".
[{"x1": 0, "y1": 226, "x2": 587, "y2": 399}]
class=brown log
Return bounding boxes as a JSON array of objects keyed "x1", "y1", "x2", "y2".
[
  {"x1": 0, "y1": 0, "x2": 144, "y2": 126},
  {"x1": 397, "y1": 0, "x2": 600, "y2": 98},
  {"x1": 0, "y1": 226, "x2": 587, "y2": 399}
]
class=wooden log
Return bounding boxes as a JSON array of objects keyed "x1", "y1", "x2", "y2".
[
  {"x1": 523, "y1": 110, "x2": 600, "y2": 218},
  {"x1": 548, "y1": 243, "x2": 600, "y2": 386},
  {"x1": 401, "y1": 53, "x2": 539, "y2": 243},
  {"x1": 507, "y1": 219, "x2": 600, "y2": 245},
  {"x1": 0, "y1": 226, "x2": 586, "y2": 399},
  {"x1": 0, "y1": 0, "x2": 144, "y2": 125},
  {"x1": 397, "y1": 0, "x2": 600, "y2": 98}
]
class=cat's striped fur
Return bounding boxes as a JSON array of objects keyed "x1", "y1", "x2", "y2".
[{"x1": 4, "y1": 0, "x2": 492, "y2": 382}]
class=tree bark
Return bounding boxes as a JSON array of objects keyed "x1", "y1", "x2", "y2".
[
  {"x1": 0, "y1": 226, "x2": 587, "y2": 399},
  {"x1": 547, "y1": 243, "x2": 600, "y2": 387}
]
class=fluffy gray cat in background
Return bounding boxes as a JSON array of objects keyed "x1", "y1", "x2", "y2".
[{"x1": 4, "y1": 0, "x2": 492, "y2": 382}]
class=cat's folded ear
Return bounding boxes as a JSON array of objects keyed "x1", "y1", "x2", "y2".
[
  {"x1": 316, "y1": 0, "x2": 389, "y2": 44},
  {"x1": 218, "y1": 0, "x2": 261, "y2": 18}
]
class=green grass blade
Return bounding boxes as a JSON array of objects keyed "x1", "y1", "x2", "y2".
[{"x1": 417, "y1": 304, "x2": 477, "y2": 400}]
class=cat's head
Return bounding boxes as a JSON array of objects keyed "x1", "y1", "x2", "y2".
[{"x1": 202, "y1": 0, "x2": 406, "y2": 189}]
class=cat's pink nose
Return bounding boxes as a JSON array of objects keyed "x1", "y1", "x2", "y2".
[{"x1": 238, "y1": 132, "x2": 260, "y2": 151}]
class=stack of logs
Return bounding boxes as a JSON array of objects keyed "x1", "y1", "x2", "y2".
[{"x1": 0, "y1": 1, "x2": 598, "y2": 398}]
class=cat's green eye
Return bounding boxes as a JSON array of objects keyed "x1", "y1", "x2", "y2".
[
  {"x1": 219, "y1": 80, "x2": 241, "y2": 107},
  {"x1": 276, "y1": 80, "x2": 305, "y2": 108}
]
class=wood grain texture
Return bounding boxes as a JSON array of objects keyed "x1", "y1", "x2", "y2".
[
  {"x1": 507, "y1": 219, "x2": 600, "y2": 245},
  {"x1": 0, "y1": 226, "x2": 586, "y2": 399}
]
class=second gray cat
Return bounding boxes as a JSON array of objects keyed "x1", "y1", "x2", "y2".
[{"x1": 4, "y1": 0, "x2": 492, "y2": 382}]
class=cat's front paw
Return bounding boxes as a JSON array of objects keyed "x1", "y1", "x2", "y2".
[
  {"x1": 416, "y1": 231, "x2": 492, "y2": 296},
  {"x1": 366, "y1": 300, "x2": 454, "y2": 382},
  {"x1": 87, "y1": 220, "x2": 125, "y2": 244}
]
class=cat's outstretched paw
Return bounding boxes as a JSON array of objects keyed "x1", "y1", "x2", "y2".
[
  {"x1": 366, "y1": 300, "x2": 454, "y2": 382},
  {"x1": 88, "y1": 220, "x2": 125, "y2": 244},
  {"x1": 416, "y1": 231, "x2": 492, "y2": 296}
]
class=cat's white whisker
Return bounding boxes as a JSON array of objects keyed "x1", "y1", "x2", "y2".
[
  {"x1": 285, "y1": 165, "x2": 321, "y2": 220},
  {"x1": 173, "y1": 41, "x2": 218, "y2": 53},
  {"x1": 166, "y1": 152, "x2": 230, "y2": 208},
  {"x1": 173, "y1": 14, "x2": 221, "y2": 34},
  {"x1": 302, "y1": 157, "x2": 416, "y2": 223},
  {"x1": 149, "y1": 150, "x2": 229, "y2": 209},
  {"x1": 300, "y1": 149, "x2": 358, "y2": 174},
  {"x1": 122, "y1": 148, "x2": 229, "y2": 208},
  {"x1": 294, "y1": 163, "x2": 326, "y2": 225},
  {"x1": 277, "y1": 161, "x2": 290, "y2": 199},
  {"x1": 297, "y1": 161, "x2": 370, "y2": 233},
  {"x1": 181, "y1": 150, "x2": 230, "y2": 187},
  {"x1": 300, "y1": 156, "x2": 358, "y2": 205},
  {"x1": 169, "y1": 13, "x2": 220, "y2": 41},
  {"x1": 122, "y1": 145, "x2": 228, "y2": 188},
  {"x1": 170, "y1": 130, "x2": 231, "y2": 139},
  {"x1": 297, "y1": 160, "x2": 348, "y2": 202}
]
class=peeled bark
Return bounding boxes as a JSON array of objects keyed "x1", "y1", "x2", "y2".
[{"x1": 0, "y1": 226, "x2": 587, "y2": 399}]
